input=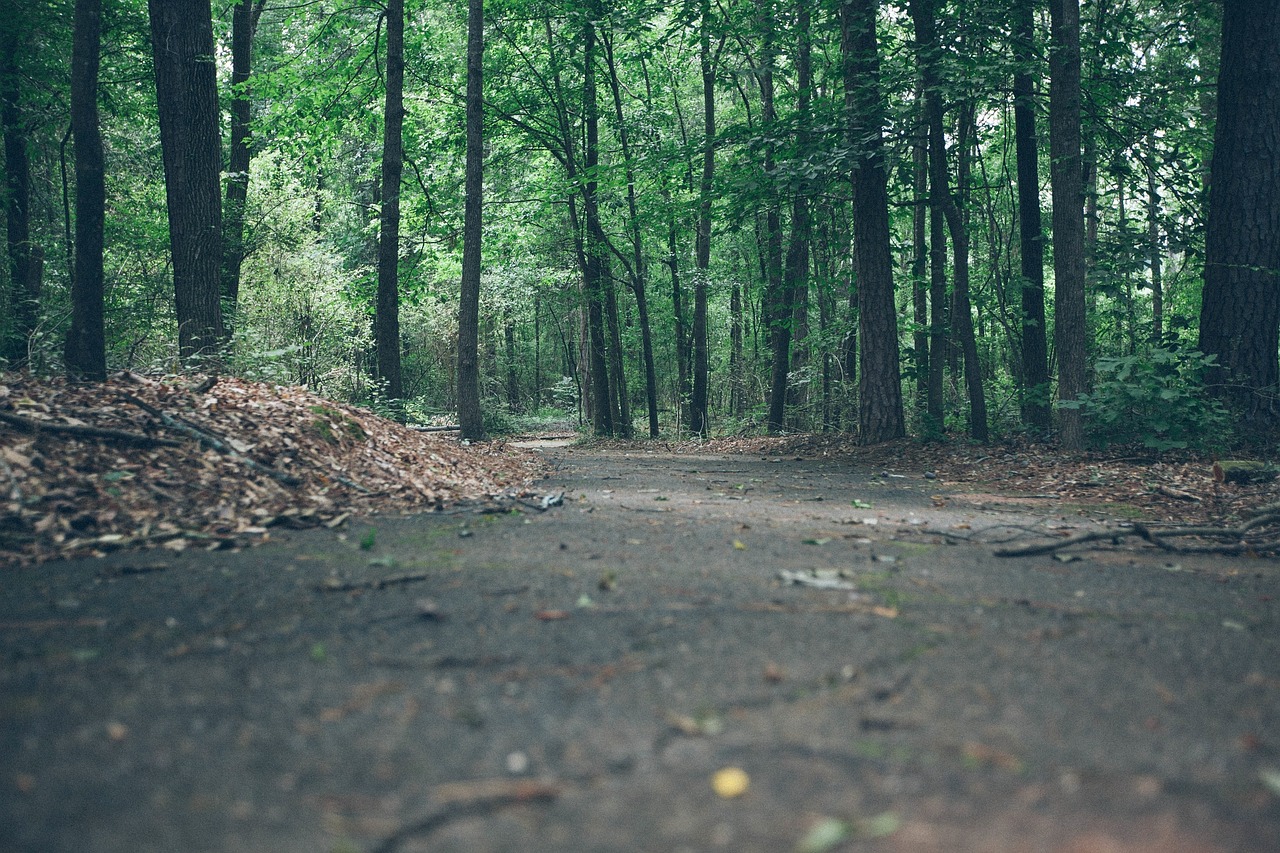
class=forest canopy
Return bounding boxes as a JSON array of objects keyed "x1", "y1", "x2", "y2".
[{"x1": 2, "y1": 0, "x2": 1277, "y2": 449}]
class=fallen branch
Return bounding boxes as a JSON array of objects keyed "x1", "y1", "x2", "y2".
[
  {"x1": 370, "y1": 780, "x2": 560, "y2": 853},
  {"x1": 0, "y1": 409, "x2": 183, "y2": 448},
  {"x1": 995, "y1": 513, "x2": 1280, "y2": 558},
  {"x1": 119, "y1": 393, "x2": 301, "y2": 488},
  {"x1": 316, "y1": 571, "x2": 433, "y2": 592},
  {"x1": 408, "y1": 424, "x2": 462, "y2": 433}
]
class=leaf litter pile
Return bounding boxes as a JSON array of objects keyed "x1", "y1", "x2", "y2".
[{"x1": 0, "y1": 372, "x2": 545, "y2": 565}]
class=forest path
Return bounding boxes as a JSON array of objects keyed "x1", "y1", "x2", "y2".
[{"x1": 2, "y1": 444, "x2": 1278, "y2": 852}]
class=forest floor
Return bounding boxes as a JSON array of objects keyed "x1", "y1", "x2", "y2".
[{"x1": 2, "y1": 375, "x2": 1280, "y2": 851}]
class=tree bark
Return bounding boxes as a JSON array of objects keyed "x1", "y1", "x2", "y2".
[
  {"x1": 760, "y1": 0, "x2": 788, "y2": 435},
  {"x1": 911, "y1": 106, "x2": 930, "y2": 418},
  {"x1": 148, "y1": 0, "x2": 227, "y2": 365},
  {"x1": 582, "y1": 11, "x2": 614, "y2": 436},
  {"x1": 690, "y1": 0, "x2": 715, "y2": 436},
  {"x1": 458, "y1": 0, "x2": 484, "y2": 438},
  {"x1": 1048, "y1": 0, "x2": 1087, "y2": 449},
  {"x1": 1012, "y1": 0, "x2": 1051, "y2": 431},
  {"x1": 374, "y1": 0, "x2": 405, "y2": 408},
  {"x1": 784, "y1": 0, "x2": 813, "y2": 426},
  {"x1": 1199, "y1": 0, "x2": 1280, "y2": 420},
  {"x1": 1146, "y1": 156, "x2": 1163, "y2": 344},
  {"x1": 603, "y1": 29, "x2": 658, "y2": 438},
  {"x1": 66, "y1": 0, "x2": 106, "y2": 380},
  {"x1": 843, "y1": 0, "x2": 904, "y2": 444},
  {"x1": 221, "y1": 0, "x2": 265, "y2": 322}
]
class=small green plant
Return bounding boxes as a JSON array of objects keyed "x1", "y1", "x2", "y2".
[
  {"x1": 1058, "y1": 348, "x2": 1232, "y2": 451},
  {"x1": 307, "y1": 405, "x2": 367, "y2": 443},
  {"x1": 359, "y1": 527, "x2": 377, "y2": 550}
]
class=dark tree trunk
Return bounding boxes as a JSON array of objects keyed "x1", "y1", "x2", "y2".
[
  {"x1": 1146, "y1": 157, "x2": 1163, "y2": 344},
  {"x1": 504, "y1": 316, "x2": 519, "y2": 412},
  {"x1": 148, "y1": 0, "x2": 226, "y2": 365},
  {"x1": 221, "y1": 0, "x2": 265, "y2": 322},
  {"x1": 1, "y1": 29, "x2": 36, "y2": 366},
  {"x1": 910, "y1": 0, "x2": 986, "y2": 442},
  {"x1": 1199, "y1": 0, "x2": 1280, "y2": 420},
  {"x1": 604, "y1": 261, "x2": 631, "y2": 437},
  {"x1": 1048, "y1": 0, "x2": 1087, "y2": 449},
  {"x1": 690, "y1": 0, "x2": 715, "y2": 436},
  {"x1": 458, "y1": 0, "x2": 484, "y2": 438},
  {"x1": 1012, "y1": 0, "x2": 1051, "y2": 431},
  {"x1": 761, "y1": 0, "x2": 788, "y2": 435},
  {"x1": 911, "y1": 109, "x2": 930, "y2": 418},
  {"x1": 843, "y1": 0, "x2": 904, "y2": 444},
  {"x1": 66, "y1": 0, "x2": 106, "y2": 380},
  {"x1": 603, "y1": 29, "x2": 658, "y2": 437},
  {"x1": 583, "y1": 12, "x2": 614, "y2": 436},
  {"x1": 374, "y1": 0, "x2": 405, "y2": 407},
  {"x1": 664, "y1": 189, "x2": 690, "y2": 425},
  {"x1": 784, "y1": 0, "x2": 813, "y2": 426},
  {"x1": 730, "y1": 280, "x2": 744, "y2": 417}
]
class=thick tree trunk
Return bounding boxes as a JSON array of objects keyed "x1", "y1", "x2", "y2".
[
  {"x1": 1048, "y1": 0, "x2": 1087, "y2": 449},
  {"x1": 374, "y1": 0, "x2": 405, "y2": 407},
  {"x1": 149, "y1": 0, "x2": 226, "y2": 365},
  {"x1": 690, "y1": 0, "x2": 715, "y2": 436},
  {"x1": 1012, "y1": 0, "x2": 1051, "y2": 431},
  {"x1": 843, "y1": 0, "x2": 904, "y2": 444},
  {"x1": 1199, "y1": 0, "x2": 1280, "y2": 420},
  {"x1": 911, "y1": 110, "x2": 930, "y2": 418},
  {"x1": 1, "y1": 30, "x2": 37, "y2": 366},
  {"x1": 458, "y1": 0, "x2": 484, "y2": 438},
  {"x1": 66, "y1": 0, "x2": 106, "y2": 380},
  {"x1": 221, "y1": 0, "x2": 264, "y2": 323}
]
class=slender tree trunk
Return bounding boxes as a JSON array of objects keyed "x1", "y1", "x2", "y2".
[
  {"x1": 760, "y1": 0, "x2": 788, "y2": 435},
  {"x1": 843, "y1": 0, "x2": 904, "y2": 443},
  {"x1": 664, "y1": 190, "x2": 690, "y2": 424},
  {"x1": 66, "y1": 0, "x2": 106, "y2": 380},
  {"x1": 730, "y1": 280, "x2": 744, "y2": 417},
  {"x1": 221, "y1": 0, "x2": 264, "y2": 324},
  {"x1": 1048, "y1": 0, "x2": 1087, "y2": 449},
  {"x1": 1199, "y1": 0, "x2": 1280, "y2": 420},
  {"x1": 458, "y1": 0, "x2": 484, "y2": 438},
  {"x1": 604, "y1": 260, "x2": 631, "y2": 436},
  {"x1": 690, "y1": 0, "x2": 715, "y2": 436},
  {"x1": 1146, "y1": 158, "x2": 1163, "y2": 344},
  {"x1": 911, "y1": 109, "x2": 930, "y2": 418},
  {"x1": 1012, "y1": 0, "x2": 1051, "y2": 431},
  {"x1": 149, "y1": 0, "x2": 226, "y2": 365},
  {"x1": 374, "y1": 0, "x2": 405, "y2": 407},
  {"x1": 603, "y1": 30, "x2": 658, "y2": 437},
  {"x1": 583, "y1": 12, "x2": 614, "y2": 435},
  {"x1": 784, "y1": 0, "x2": 813, "y2": 425},
  {"x1": 504, "y1": 315, "x2": 519, "y2": 412}
]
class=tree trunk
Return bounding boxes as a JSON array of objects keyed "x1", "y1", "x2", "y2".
[
  {"x1": 603, "y1": 29, "x2": 659, "y2": 438},
  {"x1": 221, "y1": 0, "x2": 264, "y2": 323},
  {"x1": 1199, "y1": 0, "x2": 1280, "y2": 420},
  {"x1": 458, "y1": 0, "x2": 484, "y2": 438},
  {"x1": 730, "y1": 280, "x2": 744, "y2": 417},
  {"x1": 760, "y1": 0, "x2": 789, "y2": 435},
  {"x1": 1146, "y1": 156, "x2": 1163, "y2": 344},
  {"x1": 1048, "y1": 0, "x2": 1087, "y2": 449},
  {"x1": 66, "y1": 0, "x2": 106, "y2": 380},
  {"x1": 690, "y1": 0, "x2": 715, "y2": 436},
  {"x1": 149, "y1": 0, "x2": 227, "y2": 365},
  {"x1": 1012, "y1": 0, "x2": 1051, "y2": 431},
  {"x1": 664, "y1": 189, "x2": 690, "y2": 426},
  {"x1": 911, "y1": 107, "x2": 930, "y2": 418},
  {"x1": 1, "y1": 30, "x2": 37, "y2": 367},
  {"x1": 583, "y1": 12, "x2": 614, "y2": 436},
  {"x1": 843, "y1": 0, "x2": 904, "y2": 444},
  {"x1": 374, "y1": 0, "x2": 405, "y2": 408},
  {"x1": 784, "y1": 0, "x2": 813, "y2": 426}
]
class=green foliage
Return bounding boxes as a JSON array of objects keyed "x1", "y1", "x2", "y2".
[{"x1": 1058, "y1": 348, "x2": 1231, "y2": 451}]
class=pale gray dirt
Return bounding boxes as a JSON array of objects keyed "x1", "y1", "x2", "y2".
[{"x1": 2, "y1": 445, "x2": 1278, "y2": 852}]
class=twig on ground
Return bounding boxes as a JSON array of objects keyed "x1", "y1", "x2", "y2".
[
  {"x1": 316, "y1": 571, "x2": 433, "y2": 592},
  {"x1": 370, "y1": 780, "x2": 560, "y2": 853},
  {"x1": 0, "y1": 409, "x2": 183, "y2": 448},
  {"x1": 119, "y1": 393, "x2": 302, "y2": 488},
  {"x1": 995, "y1": 513, "x2": 1280, "y2": 558}
]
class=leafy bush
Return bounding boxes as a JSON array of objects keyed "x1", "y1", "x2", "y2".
[{"x1": 1058, "y1": 348, "x2": 1231, "y2": 451}]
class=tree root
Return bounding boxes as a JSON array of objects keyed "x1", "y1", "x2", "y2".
[
  {"x1": 994, "y1": 511, "x2": 1280, "y2": 558},
  {"x1": 0, "y1": 409, "x2": 183, "y2": 448}
]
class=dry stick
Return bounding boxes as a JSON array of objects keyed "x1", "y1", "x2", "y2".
[
  {"x1": 316, "y1": 571, "x2": 433, "y2": 592},
  {"x1": 0, "y1": 409, "x2": 183, "y2": 448},
  {"x1": 997, "y1": 517, "x2": 1280, "y2": 558},
  {"x1": 119, "y1": 393, "x2": 302, "y2": 488},
  {"x1": 994, "y1": 528, "x2": 1121, "y2": 557}
]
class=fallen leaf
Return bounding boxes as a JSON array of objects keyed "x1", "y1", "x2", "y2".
[
  {"x1": 796, "y1": 817, "x2": 851, "y2": 852},
  {"x1": 711, "y1": 767, "x2": 749, "y2": 798},
  {"x1": 535, "y1": 609, "x2": 570, "y2": 621}
]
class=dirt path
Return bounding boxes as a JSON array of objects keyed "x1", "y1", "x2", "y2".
[{"x1": 3, "y1": 445, "x2": 1278, "y2": 852}]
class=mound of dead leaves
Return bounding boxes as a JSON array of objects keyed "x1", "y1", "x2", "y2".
[{"x1": 0, "y1": 372, "x2": 546, "y2": 565}]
